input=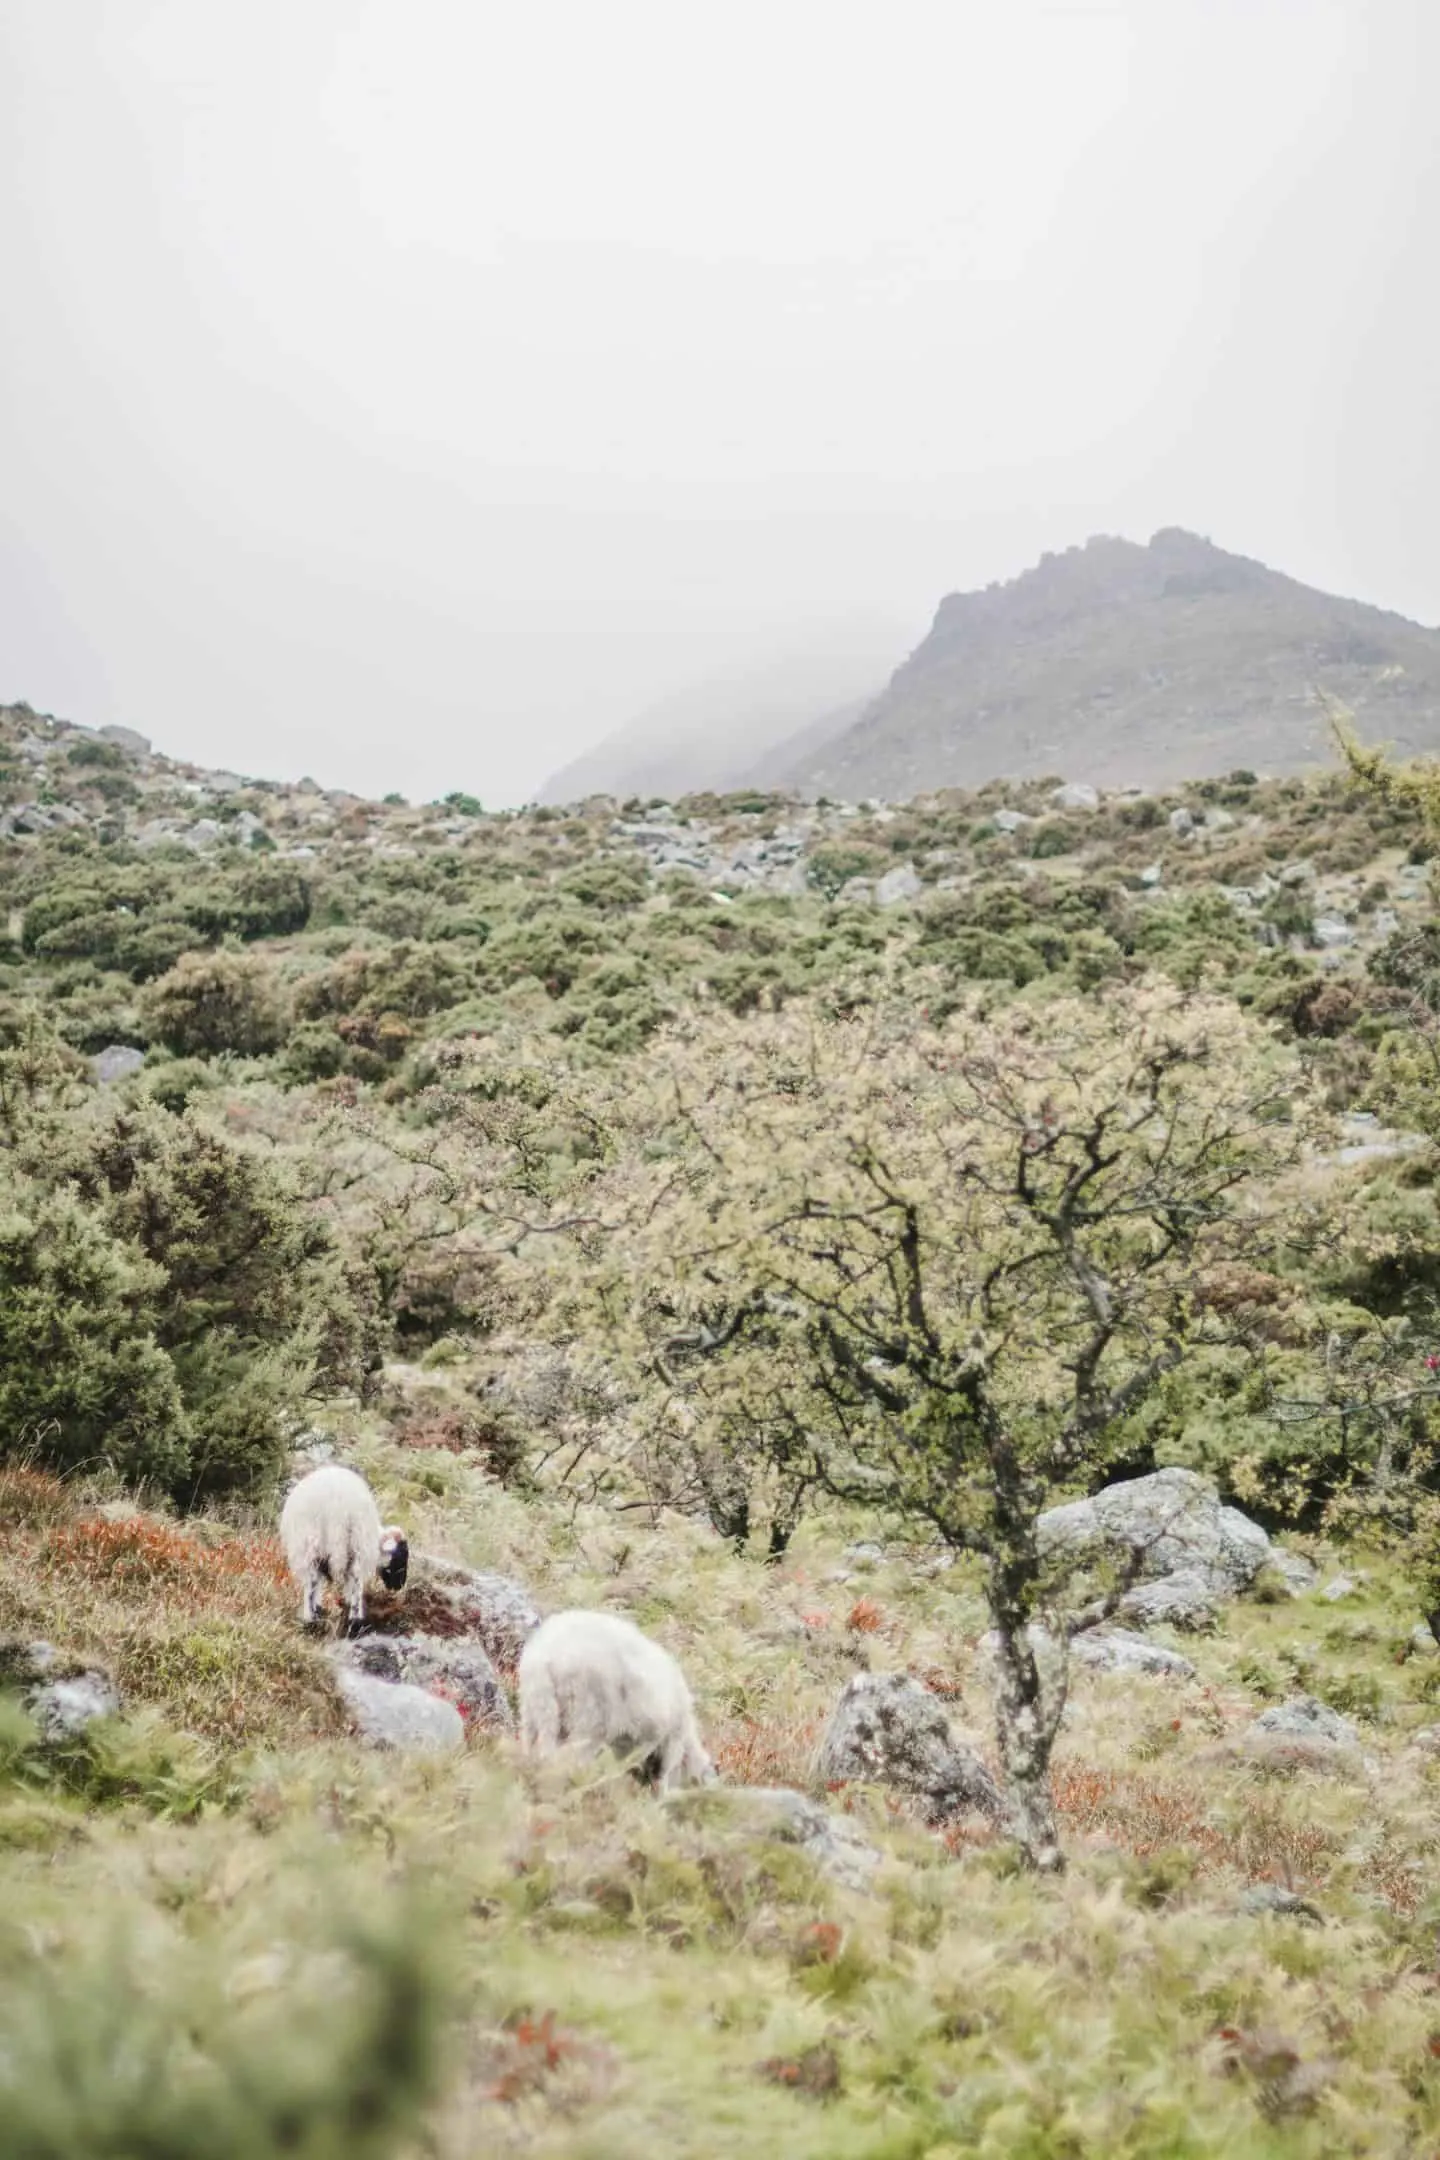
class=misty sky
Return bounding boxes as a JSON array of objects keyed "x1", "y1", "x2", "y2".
[{"x1": 3, "y1": 1, "x2": 1437, "y2": 806}]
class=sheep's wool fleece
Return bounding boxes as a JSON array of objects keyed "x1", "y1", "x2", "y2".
[
  {"x1": 280, "y1": 1465, "x2": 382, "y2": 1580},
  {"x1": 518, "y1": 1610, "x2": 705, "y2": 1772}
]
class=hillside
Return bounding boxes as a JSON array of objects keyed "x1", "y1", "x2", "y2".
[
  {"x1": 773, "y1": 528, "x2": 1440, "y2": 799},
  {"x1": 10, "y1": 694, "x2": 1440, "y2": 2151},
  {"x1": 535, "y1": 636, "x2": 897, "y2": 805}
]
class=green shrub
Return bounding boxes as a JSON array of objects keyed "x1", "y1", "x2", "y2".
[
  {"x1": 141, "y1": 949, "x2": 288, "y2": 1058},
  {"x1": 142, "y1": 1058, "x2": 217, "y2": 1114},
  {"x1": 63, "y1": 738, "x2": 126, "y2": 770},
  {"x1": 557, "y1": 861, "x2": 648, "y2": 912},
  {"x1": 0, "y1": 1878, "x2": 452, "y2": 2160},
  {"x1": 280, "y1": 1020, "x2": 350, "y2": 1082},
  {"x1": 0, "y1": 1177, "x2": 188, "y2": 1488},
  {"x1": 1027, "y1": 818, "x2": 1078, "y2": 858},
  {"x1": 478, "y1": 912, "x2": 606, "y2": 996},
  {"x1": 184, "y1": 862, "x2": 312, "y2": 941},
  {"x1": 1, "y1": 1102, "x2": 376, "y2": 1503},
  {"x1": 1262, "y1": 887, "x2": 1315, "y2": 941},
  {"x1": 805, "y1": 843, "x2": 886, "y2": 899},
  {"x1": 294, "y1": 941, "x2": 472, "y2": 1023}
]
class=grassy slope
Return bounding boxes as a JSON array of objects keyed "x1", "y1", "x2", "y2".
[
  {"x1": 8, "y1": 716, "x2": 1440, "y2": 2148},
  {"x1": 8, "y1": 1447, "x2": 1440, "y2": 2155}
]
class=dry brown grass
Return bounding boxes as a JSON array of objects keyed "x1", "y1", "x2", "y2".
[
  {"x1": 1048, "y1": 1761, "x2": 1363, "y2": 1896},
  {"x1": 711, "y1": 1713, "x2": 821, "y2": 1789},
  {"x1": 0, "y1": 1473, "x2": 344, "y2": 1748}
]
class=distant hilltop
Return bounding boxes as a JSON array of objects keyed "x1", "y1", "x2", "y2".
[
  {"x1": 540, "y1": 530, "x2": 1440, "y2": 809},
  {"x1": 751, "y1": 529, "x2": 1440, "y2": 800}
]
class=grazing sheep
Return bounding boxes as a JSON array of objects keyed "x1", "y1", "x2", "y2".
[
  {"x1": 517, "y1": 1610, "x2": 715, "y2": 1792},
  {"x1": 279, "y1": 1465, "x2": 408, "y2": 1631}
]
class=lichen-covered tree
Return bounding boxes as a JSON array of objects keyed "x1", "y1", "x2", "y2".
[{"x1": 619, "y1": 985, "x2": 1312, "y2": 1869}]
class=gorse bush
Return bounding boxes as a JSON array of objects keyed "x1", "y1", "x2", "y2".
[
  {"x1": 0, "y1": 1089, "x2": 377, "y2": 1504},
  {"x1": 18, "y1": 860, "x2": 312, "y2": 983},
  {"x1": 142, "y1": 947, "x2": 289, "y2": 1057},
  {"x1": 0, "y1": 1174, "x2": 187, "y2": 1488}
]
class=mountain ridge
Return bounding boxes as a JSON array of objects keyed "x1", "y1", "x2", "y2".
[{"x1": 758, "y1": 529, "x2": 1440, "y2": 799}]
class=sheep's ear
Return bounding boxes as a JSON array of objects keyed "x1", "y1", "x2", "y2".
[{"x1": 378, "y1": 1531, "x2": 409, "y2": 1590}]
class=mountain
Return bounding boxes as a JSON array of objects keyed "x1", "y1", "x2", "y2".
[
  {"x1": 535, "y1": 636, "x2": 899, "y2": 804},
  {"x1": 764, "y1": 529, "x2": 1440, "y2": 799}
]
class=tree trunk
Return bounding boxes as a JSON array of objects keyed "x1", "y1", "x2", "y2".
[
  {"x1": 765, "y1": 1517, "x2": 793, "y2": 1562},
  {"x1": 988, "y1": 1616, "x2": 1065, "y2": 1873},
  {"x1": 986, "y1": 1428, "x2": 1067, "y2": 1873},
  {"x1": 702, "y1": 1481, "x2": 751, "y2": 1555}
]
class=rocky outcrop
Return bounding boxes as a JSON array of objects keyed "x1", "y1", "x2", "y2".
[
  {"x1": 334, "y1": 1633, "x2": 512, "y2": 1734},
  {"x1": 672, "y1": 1784, "x2": 883, "y2": 1892},
  {"x1": 89, "y1": 1045, "x2": 146, "y2": 1086},
  {"x1": 778, "y1": 528, "x2": 1440, "y2": 797},
  {"x1": 401, "y1": 1555, "x2": 542, "y2": 1673},
  {"x1": 1248, "y1": 1696, "x2": 1358, "y2": 1750},
  {"x1": 0, "y1": 1639, "x2": 121, "y2": 1741},
  {"x1": 1068, "y1": 1629, "x2": 1196, "y2": 1678},
  {"x1": 814, "y1": 1671, "x2": 1001, "y2": 1824},
  {"x1": 1229, "y1": 1695, "x2": 1373, "y2": 1777},
  {"x1": 1114, "y1": 1569, "x2": 1220, "y2": 1631},
  {"x1": 1038, "y1": 1469, "x2": 1314, "y2": 1622},
  {"x1": 333, "y1": 1666, "x2": 465, "y2": 1753}
]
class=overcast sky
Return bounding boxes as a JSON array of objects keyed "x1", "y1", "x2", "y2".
[{"x1": 2, "y1": 0, "x2": 1436, "y2": 805}]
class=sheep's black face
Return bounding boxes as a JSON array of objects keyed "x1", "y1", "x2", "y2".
[{"x1": 378, "y1": 1531, "x2": 409, "y2": 1591}]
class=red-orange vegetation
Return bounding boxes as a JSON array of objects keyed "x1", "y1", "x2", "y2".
[
  {"x1": 480, "y1": 2009, "x2": 613, "y2": 2108},
  {"x1": 846, "y1": 1597, "x2": 884, "y2": 1634},
  {"x1": 712, "y1": 1714, "x2": 821, "y2": 1789},
  {"x1": 907, "y1": 1664, "x2": 967, "y2": 1701},
  {"x1": 793, "y1": 1920, "x2": 844, "y2": 1965},
  {"x1": 0, "y1": 1466, "x2": 74, "y2": 1529},
  {"x1": 47, "y1": 1518, "x2": 290, "y2": 1597},
  {"x1": 1046, "y1": 1762, "x2": 1364, "y2": 1893}
]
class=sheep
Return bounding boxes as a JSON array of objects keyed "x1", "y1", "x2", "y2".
[
  {"x1": 517, "y1": 1609, "x2": 715, "y2": 1792},
  {"x1": 278, "y1": 1464, "x2": 408, "y2": 1632}
]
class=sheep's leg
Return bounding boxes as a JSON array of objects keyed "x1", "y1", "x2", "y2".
[
  {"x1": 301, "y1": 1570, "x2": 323, "y2": 1627},
  {"x1": 656, "y1": 1734, "x2": 685, "y2": 1794},
  {"x1": 520, "y1": 1670, "x2": 565, "y2": 1757}
]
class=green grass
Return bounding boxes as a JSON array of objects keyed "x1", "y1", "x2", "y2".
[
  {"x1": 7, "y1": 1455, "x2": 1440, "y2": 2152},
  {"x1": 9, "y1": 715, "x2": 1440, "y2": 2149}
]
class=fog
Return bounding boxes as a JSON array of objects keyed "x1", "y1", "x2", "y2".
[{"x1": 2, "y1": 0, "x2": 1436, "y2": 805}]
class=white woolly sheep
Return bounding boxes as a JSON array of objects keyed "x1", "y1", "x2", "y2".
[
  {"x1": 278, "y1": 1464, "x2": 408, "y2": 1631},
  {"x1": 517, "y1": 1609, "x2": 715, "y2": 1792}
]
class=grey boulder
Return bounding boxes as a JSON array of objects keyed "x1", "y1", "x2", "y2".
[
  {"x1": 874, "y1": 864, "x2": 923, "y2": 908},
  {"x1": 1069, "y1": 1629, "x2": 1196, "y2": 1678},
  {"x1": 814, "y1": 1671, "x2": 1001, "y2": 1824},
  {"x1": 89, "y1": 1045, "x2": 146, "y2": 1086},
  {"x1": 1117, "y1": 1568, "x2": 1219, "y2": 1631},
  {"x1": 1249, "y1": 1696, "x2": 1358, "y2": 1750},
  {"x1": 0, "y1": 1639, "x2": 121, "y2": 1742},
  {"x1": 336, "y1": 1632, "x2": 512, "y2": 1733},
  {"x1": 334, "y1": 1667, "x2": 465, "y2": 1753},
  {"x1": 679, "y1": 1785, "x2": 882, "y2": 1893},
  {"x1": 1038, "y1": 1469, "x2": 1306, "y2": 1615},
  {"x1": 405, "y1": 1554, "x2": 542, "y2": 1673}
]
